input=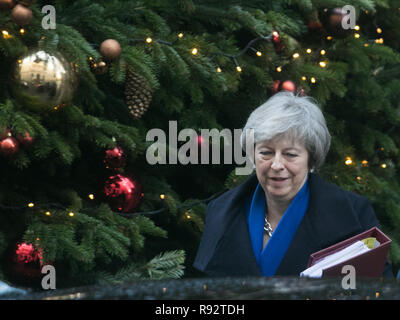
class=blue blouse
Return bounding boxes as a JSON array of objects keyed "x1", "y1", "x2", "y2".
[{"x1": 246, "y1": 177, "x2": 310, "y2": 276}]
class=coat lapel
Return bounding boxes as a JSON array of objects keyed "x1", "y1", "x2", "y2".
[
  {"x1": 205, "y1": 204, "x2": 262, "y2": 276},
  {"x1": 203, "y1": 174, "x2": 262, "y2": 276}
]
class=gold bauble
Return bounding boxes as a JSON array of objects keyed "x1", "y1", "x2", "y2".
[
  {"x1": 11, "y1": 4, "x2": 32, "y2": 25},
  {"x1": 91, "y1": 60, "x2": 108, "y2": 75},
  {"x1": 100, "y1": 39, "x2": 122, "y2": 61},
  {"x1": 11, "y1": 49, "x2": 77, "y2": 112}
]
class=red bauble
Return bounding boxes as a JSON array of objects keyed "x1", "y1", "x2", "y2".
[
  {"x1": 271, "y1": 31, "x2": 285, "y2": 53},
  {"x1": 16, "y1": 131, "x2": 34, "y2": 147},
  {"x1": 272, "y1": 80, "x2": 296, "y2": 93},
  {"x1": 0, "y1": 137, "x2": 19, "y2": 155},
  {"x1": 272, "y1": 80, "x2": 281, "y2": 93},
  {"x1": 104, "y1": 146, "x2": 126, "y2": 169},
  {"x1": 280, "y1": 80, "x2": 296, "y2": 92},
  {"x1": 272, "y1": 31, "x2": 280, "y2": 43},
  {"x1": 13, "y1": 242, "x2": 44, "y2": 278},
  {"x1": 103, "y1": 174, "x2": 143, "y2": 213}
]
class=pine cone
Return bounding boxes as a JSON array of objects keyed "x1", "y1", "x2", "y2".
[{"x1": 124, "y1": 70, "x2": 153, "y2": 119}]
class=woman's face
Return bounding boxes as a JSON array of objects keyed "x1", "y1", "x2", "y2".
[{"x1": 254, "y1": 137, "x2": 309, "y2": 204}]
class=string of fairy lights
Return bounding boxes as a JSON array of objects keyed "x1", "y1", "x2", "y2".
[
  {"x1": 340, "y1": 124, "x2": 397, "y2": 183},
  {"x1": 126, "y1": 32, "x2": 276, "y2": 74},
  {"x1": 1, "y1": 16, "x2": 388, "y2": 89},
  {"x1": 2, "y1": 141, "x2": 392, "y2": 219},
  {"x1": 0, "y1": 188, "x2": 229, "y2": 220}
]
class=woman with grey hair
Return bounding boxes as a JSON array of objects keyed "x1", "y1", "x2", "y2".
[{"x1": 194, "y1": 91, "x2": 393, "y2": 278}]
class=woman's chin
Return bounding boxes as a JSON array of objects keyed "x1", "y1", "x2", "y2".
[{"x1": 267, "y1": 189, "x2": 290, "y2": 199}]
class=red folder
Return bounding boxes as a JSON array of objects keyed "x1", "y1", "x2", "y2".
[{"x1": 307, "y1": 227, "x2": 391, "y2": 278}]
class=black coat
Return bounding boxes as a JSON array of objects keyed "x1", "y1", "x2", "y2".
[{"x1": 193, "y1": 173, "x2": 394, "y2": 277}]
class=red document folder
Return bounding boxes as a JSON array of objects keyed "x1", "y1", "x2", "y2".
[{"x1": 306, "y1": 227, "x2": 391, "y2": 278}]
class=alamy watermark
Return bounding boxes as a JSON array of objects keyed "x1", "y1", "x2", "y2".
[
  {"x1": 41, "y1": 265, "x2": 56, "y2": 290},
  {"x1": 146, "y1": 121, "x2": 255, "y2": 175},
  {"x1": 341, "y1": 264, "x2": 356, "y2": 290},
  {"x1": 41, "y1": 5, "x2": 56, "y2": 30},
  {"x1": 341, "y1": 5, "x2": 357, "y2": 30}
]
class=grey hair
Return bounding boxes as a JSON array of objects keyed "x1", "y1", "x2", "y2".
[{"x1": 240, "y1": 91, "x2": 331, "y2": 171}]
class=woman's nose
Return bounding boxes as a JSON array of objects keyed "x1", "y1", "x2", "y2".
[{"x1": 271, "y1": 154, "x2": 284, "y2": 170}]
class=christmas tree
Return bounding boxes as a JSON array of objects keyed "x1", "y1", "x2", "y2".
[{"x1": 0, "y1": 0, "x2": 399, "y2": 289}]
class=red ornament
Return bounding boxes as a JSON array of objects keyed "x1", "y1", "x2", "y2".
[
  {"x1": 272, "y1": 80, "x2": 296, "y2": 93},
  {"x1": 103, "y1": 174, "x2": 143, "y2": 213},
  {"x1": 104, "y1": 146, "x2": 126, "y2": 169},
  {"x1": 280, "y1": 80, "x2": 296, "y2": 92},
  {"x1": 0, "y1": 137, "x2": 19, "y2": 155},
  {"x1": 13, "y1": 242, "x2": 44, "y2": 278},
  {"x1": 16, "y1": 131, "x2": 34, "y2": 147},
  {"x1": 272, "y1": 80, "x2": 280, "y2": 93},
  {"x1": 271, "y1": 31, "x2": 285, "y2": 53}
]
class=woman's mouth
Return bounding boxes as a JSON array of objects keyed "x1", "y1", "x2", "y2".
[{"x1": 270, "y1": 177, "x2": 289, "y2": 182}]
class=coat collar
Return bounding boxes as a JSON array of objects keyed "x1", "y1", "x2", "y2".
[{"x1": 202, "y1": 172, "x2": 363, "y2": 276}]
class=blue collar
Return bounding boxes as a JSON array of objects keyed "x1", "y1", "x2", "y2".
[{"x1": 246, "y1": 176, "x2": 310, "y2": 276}]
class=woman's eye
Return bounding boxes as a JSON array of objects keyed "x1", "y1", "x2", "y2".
[
  {"x1": 259, "y1": 151, "x2": 297, "y2": 157},
  {"x1": 285, "y1": 153, "x2": 297, "y2": 157}
]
